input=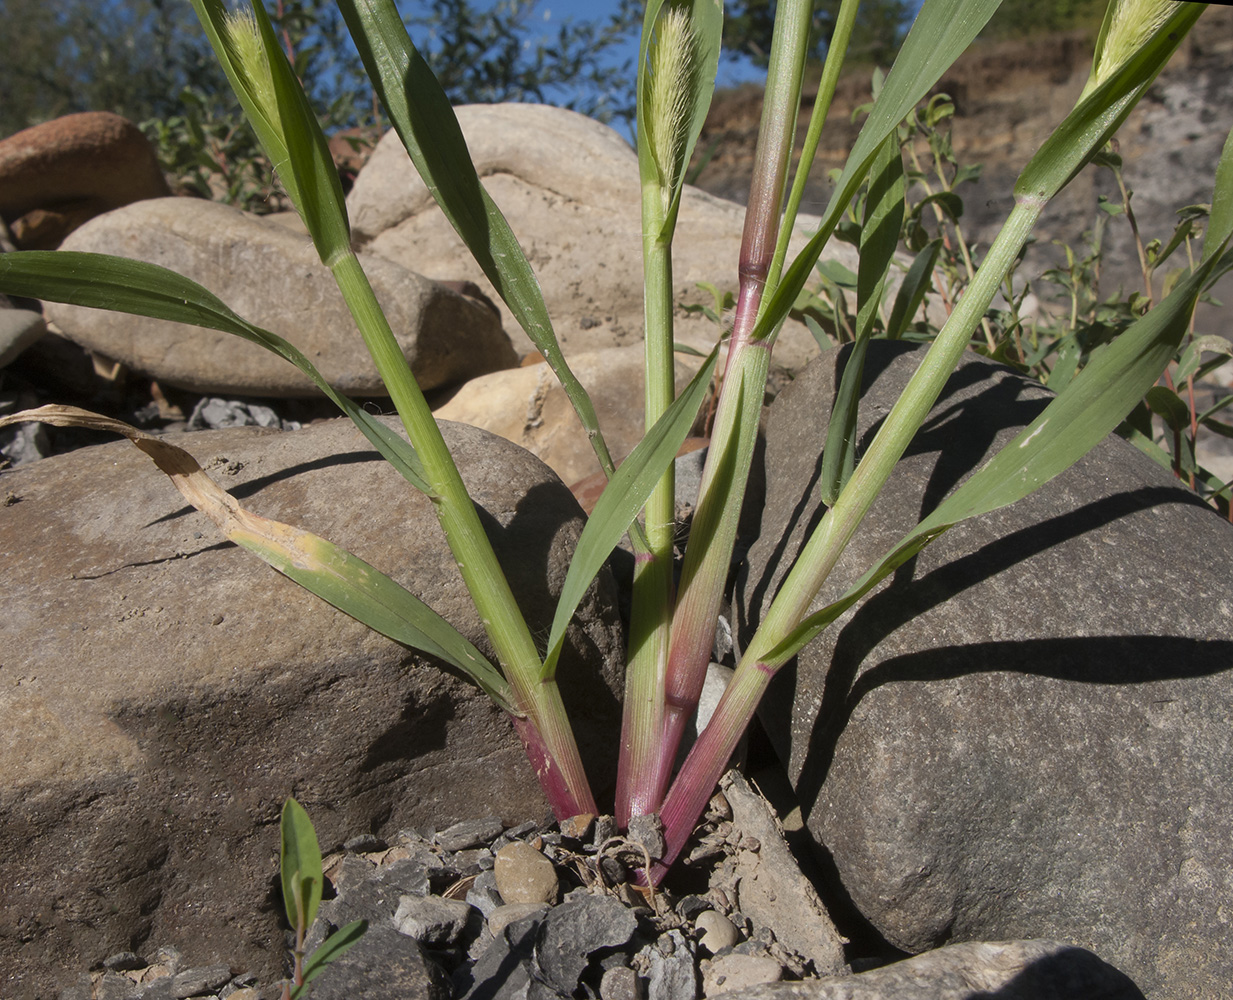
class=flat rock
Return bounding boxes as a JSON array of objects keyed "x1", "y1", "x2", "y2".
[
  {"x1": 43, "y1": 197, "x2": 516, "y2": 396},
  {"x1": 347, "y1": 103, "x2": 847, "y2": 372},
  {"x1": 703, "y1": 953, "x2": 783, "y2": 996},
  {"x1": 719, "y1": 772, "x2": 846, "y2": 976},
  {"x1": 713, "y1": 940, "x2": 1144, "y2": 999},
  {"x1": 0, "y1": 112, "x2": 170, "y2": 249},
  {"x1": 638, "y1": 928, "x2": 697, "y2": 1000},
  {"x1": 0, "y1": 417, "x2": 624, "y2": 999},
  {"x1": 433, "y1": 345, "x2": 705, "y2": 486},
  {"x1": 738, "y1": 341, "x2": 1233, "y2": 999},
  {"x1": 536, "y1": 895, "x2": 638, "y2": 995},
  {"x1": 394, "y1": 894, "x2": 475, "y2": 946}
]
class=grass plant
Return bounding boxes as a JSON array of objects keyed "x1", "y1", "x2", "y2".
[
  {"x1": 1, "y1": 0, "x2": 1231, "y2": 887},
  {"x1": 279, "y1": 798, "x2": 367, "y2": 998}
]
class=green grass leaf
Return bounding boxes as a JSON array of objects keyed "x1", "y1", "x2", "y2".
[
  {"x1": 821, "y1": 134, "x2": 906, "y2": 504},
  {"x1": 1015, "y1": 3, "x2": 1203, "y2": 203},
  {"x1": 1206, "y1": 126, "x2": 1233, "y2": 263},
  {"x1": 281, "y1": 798, "x2": 324, "y2": 934},
  {"x1": 189, "y1": 0, "x2": 350, "y2": 263},
  {"x1": 752, "y1": 0, "x2": 1005, "y2": 345},
  {"x1": 0, "y1": 251, "x2": 431, "y2": 494},
  {"x1": 540, "y1": 347, "x2": 719, "y2": 680},
  {"x1": 0, "y1": 404, "x2": 513, "y2": 708},
  {"x1": 886, "y1": 238, "x2": 942, "y2": 340},
  {"x1": 336, "y1": 0, "x2": 619, "y2": 480},
  {"x1": 766, "y1": 243, "x2": 1233, "y2": 667},
  {"x1": 236, "y1": 525, "x2": 513, "y2": 710},
  {"x1": 294, "y1": 919, "x2": 368, "y2": 996}
]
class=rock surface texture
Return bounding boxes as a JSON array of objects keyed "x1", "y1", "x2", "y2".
[
  {"x1": 43, "y1": 198, "x2": 516, "y2": 396},
  {"x1": 346, "y1": 103, "x2": 845, "y2": 373},
  {"x1": 738, "y1": 341, "x2": 1233, "y2": 999},
  {"x1": 0, "y1": 417, "x2": 624, "y2": 999},
  {"x1": 0, "y1": 112, "x2": 170, "y2": 249}
]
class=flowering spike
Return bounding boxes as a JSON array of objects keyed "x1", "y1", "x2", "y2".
[
  {"x1": 1090, "y1": 0, "x2": 1180, "y2": 91},
  {"x1": 646, "y1": 7, "x2": 699, "y2": 212}
]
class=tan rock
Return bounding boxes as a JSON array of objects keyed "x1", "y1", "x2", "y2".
[
  {"x1": 347, "y1": 104, "x2": 847, "y2": 373},
  {"x1": 0, "y1": 112, "x2": 169, "y2": 248},
  {"x1": 433, "y1": 344, "x2": 705, "y2": 486},
  {"x1": 494, "y1": 841, "x2": 560, "y2": 906},
  {"x1": 44, "y1": 197, "x2": 517, "y2": 396}
]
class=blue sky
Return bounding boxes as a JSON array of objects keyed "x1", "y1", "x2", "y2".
[{"x1": 534, "y1": 0, "x2": 769, "y2": 89}]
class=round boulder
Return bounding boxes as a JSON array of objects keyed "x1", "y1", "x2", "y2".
[
  {"x1": 738, "y1": 341, "x2": 1233, "y2": 999},
  {"x1": 0, "y1": 111, "x2": 170, "y2": 249},
  {"x1": 43, "y1": 197, "x2": 517, "y2": 396}
]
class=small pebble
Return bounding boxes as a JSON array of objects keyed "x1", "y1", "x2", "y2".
[
  {"x1": 342, "y1": 832, "x2": 385, "y2": 853},
  {"x1": 436, "y1": 815, "x2": 505, "y2": 852},
  {"x1": 102, "y1": 952, "x2": 145, "y2": 972},
  {"x1": 591, "y1": 814, "x2": 619, "y2": 849},
  {"x1": 494, "y1": 840, "x2": 560, "y2": 905},
  {"x1": 393, "y1": 893, "x2": 474, "y2": 945},
  {"x1": 600, "y1": 965, "x2": 642, "y2": 1000},
  {"x1": 626, "y1": 814, "x2": 666, "y2": 860},
  {"x1": 707, "y1": 791, "x2": 732, "y2": 821},
  {"x1": 465, "y1": 869, "x2": 504, "y2": 919},
  {"x1": 559, "y1": 812, "x2": 595, "y2": 841},
  {"x1": 170, "y1": 964, "x2": 233, "y2": 998},
  {"x1": 695, "y1": 909, "x2": 740, "y2": 953},
  {"x1": 94, "y1": 972, "x2": 136, "y2": 1000}
]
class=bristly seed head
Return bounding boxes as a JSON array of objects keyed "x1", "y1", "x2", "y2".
[
  {"x1": 1092, "y1": 0, "x2": 1180, "y2": 88},
  {"x1": 646, "y1": 6, "x2": 699, "y2": 208},
  {"x1": 222, "y1": 6, "x2": 279, "y2": 128}
]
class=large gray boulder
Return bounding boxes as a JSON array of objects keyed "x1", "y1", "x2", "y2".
[
  {"x1": 347, "y1": 103, "x2": 844, "y2": 374},
  {"x1": 43, "y1": 197, "x2": 516, "y2": 396},
  {"x1": 0, "y1": 418, "x2": 623, "y2": 999},
  {"x1": 738, "y1": 341, "x2": 1233, "y2": 999}
]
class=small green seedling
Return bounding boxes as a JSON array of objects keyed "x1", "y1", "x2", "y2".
[{"x1": 279, "y1": 798, "x2": 366, "y2": 1000}]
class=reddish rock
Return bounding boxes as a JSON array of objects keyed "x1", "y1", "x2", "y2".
[{"x1": 0, "y1": 111, "x2": 169, "y2": 248}]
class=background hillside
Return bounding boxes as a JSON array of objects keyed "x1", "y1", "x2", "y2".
[{"x1": 692, "y1": 3, "x2": 1233, "y2": 321}]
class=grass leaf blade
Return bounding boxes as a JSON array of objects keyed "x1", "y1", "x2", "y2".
[
  {"x1": 0, "y1": 251, "x2": 431, "y2": 494},
  {"x1": 887, "y1": 238, "x2": 943, "y2": 340},
  {"x1": 336, "y1": 0, "x2": 619, "y2": 479},
  {"x1": 296, "y1": 920, "x2": 369, "y2": 994},
  {"x1": 280, "y1": 798, "x2": 324, "y2": 933},
  {"x1": 1206, "y1": 125, "x2": 1233, "y2": 263},
  {"x1": 1014, "y1": 3, "x2": 1203, "y2": 203},
  {"x1": 0, "y1": 405, "x2": 513, "y2": 709},
  {"x1": 753, "y1": 0, "x2": 1005, "y2": 345},
  {"x1": 821, "y1": 134, "x2": 906, "y2": 504},
  {"x1": 541, "y1": 348, "x2": 719, "y2": 679},
  {"x1": 767, "y1": 243, "x2": 1232, "y2": 666}
]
